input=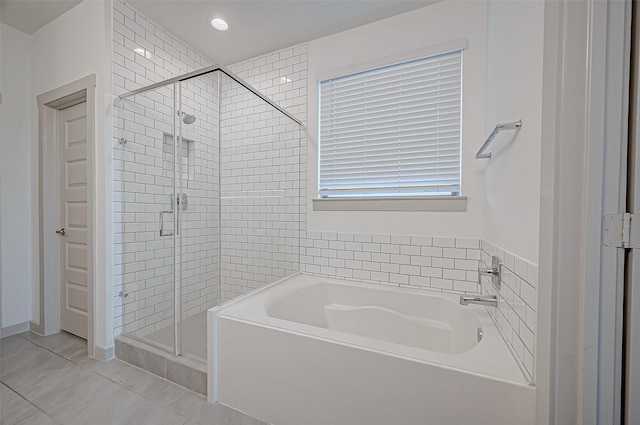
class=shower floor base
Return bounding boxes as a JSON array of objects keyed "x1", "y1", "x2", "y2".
[
  {"x1": 115, "y1": 334, "x2": 207, "y2": 395},
  {"x1": 145, "y1": 312, "x2": 208, "y2": 360}
]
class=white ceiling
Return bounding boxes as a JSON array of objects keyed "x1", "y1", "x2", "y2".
[
  {"x1": 128, "y1": 0, "x2": 437, "y2": 65},
  {"x1": 0, "y1": 0, "x2": 436, "y2": 64},
  {"x1": 0, "y1": 0, "x2": 83, "y2": 34}
]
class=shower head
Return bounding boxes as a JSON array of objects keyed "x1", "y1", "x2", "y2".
[{"x1": 177, "y1": 111, "x2": 196, "y2": 125}]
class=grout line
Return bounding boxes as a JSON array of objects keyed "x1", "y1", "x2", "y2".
[
  {"x1": 15, "y1": 331, "x2": 87, "y2": 363},
  {"x1": 1, "y1": 383, "x2": 63, "y2": 425},
  {"x1": 8, "y1": 332, "x2": 196, "y2": 424}
]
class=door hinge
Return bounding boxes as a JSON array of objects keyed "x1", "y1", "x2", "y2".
[{"x1": 603, "y1": 213, "x2": 640, "y2": 248}]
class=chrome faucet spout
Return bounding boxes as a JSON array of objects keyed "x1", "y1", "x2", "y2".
[{"x1": 459, "y1": 294, "x2": 498, "y2": 307}]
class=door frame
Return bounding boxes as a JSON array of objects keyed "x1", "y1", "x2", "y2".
[
  {"x1": 34, "y1": 75, "x2": 97, "y2": 358},
  {"x1": 539, "y1": 1, "x2": 630, "y2": 424}
]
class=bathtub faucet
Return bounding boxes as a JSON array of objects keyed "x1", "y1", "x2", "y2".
[{"x1": 459, "y1": 294, "x2": 498, "y2": 307}]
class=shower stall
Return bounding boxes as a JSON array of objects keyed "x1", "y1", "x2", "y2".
[{"x1": 113, "y1": 66, "x2": 302, "y2": 364}]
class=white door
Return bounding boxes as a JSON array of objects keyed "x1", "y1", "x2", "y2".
[{"x1": 58, "y1": 102, "x2": 89, "y2": 339}]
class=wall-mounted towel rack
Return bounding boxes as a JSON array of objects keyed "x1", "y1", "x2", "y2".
[{"x1": 476, "y1": 120, "x2": 522, "y2": 159}]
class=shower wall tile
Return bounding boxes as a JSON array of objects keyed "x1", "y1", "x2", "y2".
[
  {"x1": 480, "y1": 240, "x2": 537, "y2": 382},
  {"x1": 112, "y1": 0, "x2": 219, "y2": 337},
  {"x1": 228, "y1": 45, "x2": 308, "y2": 125},
  {"x1": 218, "y1": 45, "x2": 308, "y2": 302},
  {"x1": 300, "y1": 231, "x2": 482, "y2": 295},
  {"x1": 227, "y1": 45, "x2": 308, "y2": 225}
]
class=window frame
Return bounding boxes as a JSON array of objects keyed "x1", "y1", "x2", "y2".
[{"x1": 314, "y1": 40, "x2": 468, "y2": 211}]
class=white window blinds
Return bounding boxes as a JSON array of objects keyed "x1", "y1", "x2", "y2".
[{"x1": 318, "y1": 49, "x2": 463, "y2": 198}]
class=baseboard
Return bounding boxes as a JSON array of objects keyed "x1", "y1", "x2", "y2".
[
  {"x1": 29, "y1": 320, "x2": 44, "y2": 335},
  {"x1": 1, "y1": 321, "x2": 30, "y2": 338},
  {"x1": 94, "y1": 344, "x2": 115, "y2": 361}
]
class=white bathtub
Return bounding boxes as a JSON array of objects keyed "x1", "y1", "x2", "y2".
[{"x1": 208, "y1": 273, "x2": 535, "y2": 425}]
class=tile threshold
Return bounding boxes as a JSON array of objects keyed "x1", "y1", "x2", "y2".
[{"x1": 115, "y1": 335, "x2": 207, "y2": 395}]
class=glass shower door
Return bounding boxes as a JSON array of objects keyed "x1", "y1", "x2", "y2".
[
  {"x1": 117, "y1": 74, "x2": 220, "y2": 362},
  {"x1": 115, "y1": 67, "x2": 301, "y2": 362},
  {"x1": 116, "y1": 83, "x2": 181, "y2": 355}
]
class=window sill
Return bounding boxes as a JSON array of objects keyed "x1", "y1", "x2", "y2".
[{"x1": 312, "y1": 196, "x2": 468, "y2": 212}]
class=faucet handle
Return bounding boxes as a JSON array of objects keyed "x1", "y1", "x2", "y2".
[{"x1": 477, "y1": 255, "x2": 502, "y2": 290}]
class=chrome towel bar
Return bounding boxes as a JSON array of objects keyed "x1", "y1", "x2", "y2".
[{"x1": 476, "y1": 120, "x2": 522, "y2": 159}]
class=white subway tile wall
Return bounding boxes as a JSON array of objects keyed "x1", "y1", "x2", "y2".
[
  {"x1": 480, "y1": 240, "x2": 537, "y2": 381},
  {"x1": 227, "y1": 43, "x2": 309, "y2": 227},
  {"x1": 112, "y1": 0, "x2": 219, "y2": 337},
  {"x1": 300, "y1": 232, "x2": 481, "y2": 293},
  {"x1": 227, "y1": 45, "x2": 308, "y2": 125},
  {"x1": 219, "y1": 46, "x2": 308, "y2": 302}
]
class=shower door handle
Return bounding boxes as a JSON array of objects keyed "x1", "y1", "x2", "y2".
[{"x1": 159, "y1": 210, "x2": 175, "y2": 236}]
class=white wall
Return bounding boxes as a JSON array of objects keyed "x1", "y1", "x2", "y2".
[
  {"x1": 306, "y1": 1, "x2": 488, "y2": 238},
  {"x1": 29, "y1": 0, "x2": 111, "y2": 351},
  {"x1": 0, "y1": 0, "x2": 112, "y2": 352},
  {"x1": 30, "y1": 1, "x2": 106, "y2": 95},
  {"x1": 0, "y1": 23, "x2": 33, "y2": 328},
  {"x1": 484, "y1": 1, "x2": 544, "y2": 263}
]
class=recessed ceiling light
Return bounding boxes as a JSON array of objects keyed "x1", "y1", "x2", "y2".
[{"x1": 210, "y1": 18, "x2": 229, "y2": 31}]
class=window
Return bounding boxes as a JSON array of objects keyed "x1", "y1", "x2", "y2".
[{"x1": 318, "y1": 49, "x2": 463, "y2": 199}]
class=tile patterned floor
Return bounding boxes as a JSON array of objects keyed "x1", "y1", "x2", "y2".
[{"x1": 0, "y1": 332, "x2": 266, "y2": 425}]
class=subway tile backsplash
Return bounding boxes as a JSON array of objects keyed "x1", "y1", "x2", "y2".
[
  {"x1": 300, "y1": 231, "x2": 537, "y2": 382},
  {"x1": 301, "y1": 231, "x2": 482, "y2": 294},
  {"x1": 480, "y1": 240, "x2": 537, "y2": 382}
]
